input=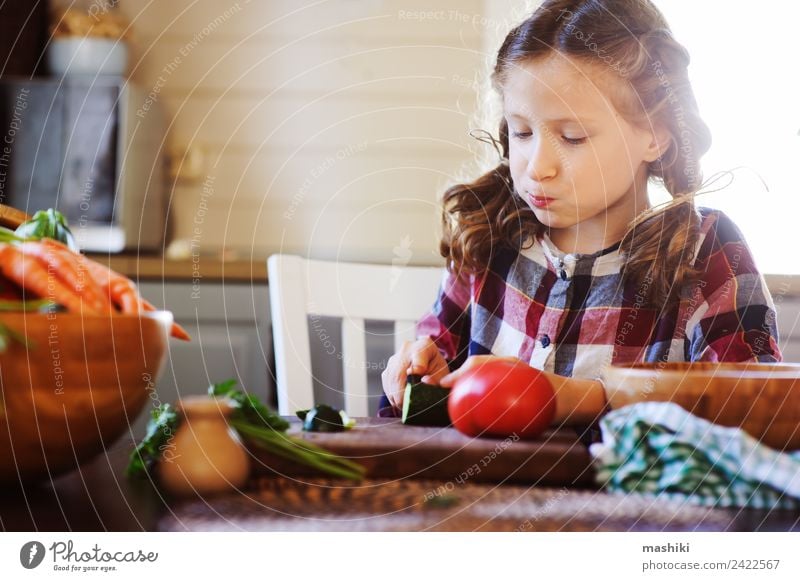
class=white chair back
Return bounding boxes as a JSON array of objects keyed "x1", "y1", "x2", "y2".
[{"x1": 268, "y1": 254, "x2": 443, "y2": 416}]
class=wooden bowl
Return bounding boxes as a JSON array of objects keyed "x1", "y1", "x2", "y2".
[
  {"x1": 603, "y1": 362, "x2": 800, "y2": 451},
  {"x1": 0, "y1": 310, "x2": 171, "y2": 484}
]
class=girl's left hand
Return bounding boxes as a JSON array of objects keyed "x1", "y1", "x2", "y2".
[
  {"x1": 439, "y1": 355, "x2": 607, "y2": 424},
  {"x1": 438, "y1": 355, "x2": 519, "y2": 387}
]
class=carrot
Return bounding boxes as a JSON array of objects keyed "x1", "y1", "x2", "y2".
[
  {"x1": 80, "y1": 258, "x2": 144, "y2": 314},
  {"x1": 0, "y1": 244, "x2": 101, "y2": 314},
  {"x1": 142, "y1": 299, "x2": 192, "y2": 341},
  {"x1": 1, "y1": 240, "x2": 192, "y2": 342},
  {"x1": 84, "y1": 256, "x2": 191, "y2": 341},
  {"x1": 109, "y1": 277, "x2": 141, "y2": 313},
  {"x1": 17, "y1": 241, "x2": 111, "y2": 312}
]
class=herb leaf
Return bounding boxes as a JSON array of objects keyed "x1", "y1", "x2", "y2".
[
  {"x1": 211, "y1": 379, "x2": 365, "y2": 480},
  {"x1": 0, "y1": 298, "x2": 56, "y2": 312},
  {"x1": 126, "y1": 379, "x2": 366, "y2": 483},
  {"x1": 0, "y1": 321, "x2": 35, "y2": 353},
  {"x1": 126, "y1": 403, "x2": 181, "y2": 479},
  {"x1": 14, "y1": 208, "x2": 78, "y2": 250},
  {"x1": 209, "y1": 379, "x2": 289, "y2": 432}
]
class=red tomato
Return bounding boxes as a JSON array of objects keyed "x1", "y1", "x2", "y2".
[{"x1": 448, "y1": 359, "x2": 556, "y2": 439}]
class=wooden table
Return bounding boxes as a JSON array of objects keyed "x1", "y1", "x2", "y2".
[{"x1": 1, "y1": 419, "x2": 799, "y2": 532}]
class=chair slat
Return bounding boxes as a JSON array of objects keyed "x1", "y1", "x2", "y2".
[
  {"x1": 394, "y1": 320, "x2": 418, "y2": 353},
  {"x1": 341, "y1": 318, "x2": 369, "y2": 417},
  {"x1": 268, "y1": 255, "x2": 316, "y2": 415}
]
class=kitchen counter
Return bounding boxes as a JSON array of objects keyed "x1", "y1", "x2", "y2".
[
  {"x1": 84, "y1": 253, "x2": 800, "y2": 297},
  {"x1": 85, "y1": 252, "x2": 268, "y2": 283}
]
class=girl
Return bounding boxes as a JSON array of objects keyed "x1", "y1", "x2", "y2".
[{"x1": 380, "y1": 0, "x2": 782, "y2": 427}]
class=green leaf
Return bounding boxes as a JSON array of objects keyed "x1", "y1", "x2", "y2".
[
  {"x1": 0, "y1": 225, "x2": 26, "y2": 243},
  {"x1": 208, "y1": 378, "x2": 289, "y2": 432},
  {"x1": 0, "y1": 299, "x2": 56, "y2": 312},
  {"x1": 14, "y1": 208, "x2": 78, "y2": 250},
  {"x1": 126, "y1": 403, "x2": 181, "y2": 479},
  {"x1": 212, "y1": 378, "x2": 364, "y2": 480},
  {"x1": 0, "y1": 322, "x2": 35, "y2": 353},
  {"x1": 126, "y1": 378, "x2": 366, "y2": 484}
]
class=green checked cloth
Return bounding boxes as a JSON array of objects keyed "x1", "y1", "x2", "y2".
[{"x1": 589, "y1": 402, "x2": 800, "y2": 509}]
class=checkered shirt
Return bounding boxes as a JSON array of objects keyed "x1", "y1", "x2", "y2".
[{"x1": 416, "y1": 207, "x2": 782, "y2": 379}]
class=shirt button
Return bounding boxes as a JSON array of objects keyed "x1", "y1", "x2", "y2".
[{"x1": 540, "y1": 334, "x2": 551, "y2": 348}]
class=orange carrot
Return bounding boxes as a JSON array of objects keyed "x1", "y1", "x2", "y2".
[
  {"x1": 80, "y1": 256, "x2": 144, "y2": 314},
  {"x1": 84, "y1": 256, "x2": 191, "y2": 341},
  {"x1": 142, "y1": 299, "x2": 192, "y2": 341},
  {"x1": 17, "y1": 241, "x2": 111, "y2": 312},
  {"x1": 0, "y1": 244, "x2": 101, "y2": 314},
  {"x1": 2, "y1": 239, "x2": 191, "y2": 342}
]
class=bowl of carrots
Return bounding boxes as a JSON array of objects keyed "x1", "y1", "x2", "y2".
[{"x1": 0, "y1": 205, "x2": 189, "y2": 484}]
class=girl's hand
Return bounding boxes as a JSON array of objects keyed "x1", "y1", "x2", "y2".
[
  {"x1": 381, "y1": 337, "x2": 450, "y2": 411},
  {"x1": 440, "y1": 357, "x2": 607, "y2": 425},
  {"x1": 438, "y1": 355, "x2": 519, "y2": 388}
]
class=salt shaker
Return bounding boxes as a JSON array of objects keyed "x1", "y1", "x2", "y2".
[{"x1": 158, "y1": 396, "x2": 250, "y2": 496}]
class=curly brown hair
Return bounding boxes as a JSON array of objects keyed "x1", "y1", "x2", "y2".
[{"x1": 440, "y1": 0, "x2": 712, "y2": 306}]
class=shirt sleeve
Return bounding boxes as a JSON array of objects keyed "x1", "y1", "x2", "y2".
[
  {"x1": 685, "y1": 209, "x2": 782, "y2": 363},
  {"x1": 415, "y1": 265, "x2": 475, "y2": 371}
]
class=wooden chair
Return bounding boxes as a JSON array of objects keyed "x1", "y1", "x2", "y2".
[{"x1": 267, "y1": 254, "x2": 444, "y2": 416}]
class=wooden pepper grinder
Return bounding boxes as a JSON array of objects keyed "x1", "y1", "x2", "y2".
[{"x1": 158, "y1": 396, "x2": 250, "y2": 496}]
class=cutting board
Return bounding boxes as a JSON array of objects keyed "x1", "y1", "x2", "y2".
[{"x1": 249, "y1": 418, "x2": 596, "y2": 487}]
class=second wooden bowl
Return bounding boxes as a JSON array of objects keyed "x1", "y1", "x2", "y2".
[{"x1": 603, "y1": 362, "x2": 800, "y2": 451}]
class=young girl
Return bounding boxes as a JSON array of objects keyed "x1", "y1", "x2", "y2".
[{"x1": 380, "y1": 0, "x2": 782, "y2": 426}]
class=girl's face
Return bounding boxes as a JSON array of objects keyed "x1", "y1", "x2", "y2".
[{"x1": 502, "y1": 54, "x2": 666, "y2": 251}]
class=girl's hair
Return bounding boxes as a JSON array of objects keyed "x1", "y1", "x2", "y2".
[{"x1": 440, "y1": 0, "x2": 712, "y2": 306}]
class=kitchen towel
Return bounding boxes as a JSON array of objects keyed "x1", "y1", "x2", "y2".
[{"x1": 589, "y1": 402, "x2": 800, "y2": 509}]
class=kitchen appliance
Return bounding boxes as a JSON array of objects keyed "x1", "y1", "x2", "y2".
[{"x1": 0, "y1": 76, "x2": 167, "y2": 252}]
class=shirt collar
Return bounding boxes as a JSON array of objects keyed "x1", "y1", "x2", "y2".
[{"x1": 538, "y1": 231, "x2": 622, "y2": 279}]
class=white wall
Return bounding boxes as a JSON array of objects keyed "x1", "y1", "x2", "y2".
[
  {"x1": 118, "y1": 0, "x2": 518, "y2": 265},
  {"x1": 116, "y1": 0, "x2": 799, "y2": 350}
]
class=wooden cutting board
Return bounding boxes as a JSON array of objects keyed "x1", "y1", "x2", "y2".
[{"x1": 250, "y1": 418, "x2": 597, "y2": 487}]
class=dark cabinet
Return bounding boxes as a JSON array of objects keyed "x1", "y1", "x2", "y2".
[{"x1": 0, "y1": 1, "x2": 48, "y2": 78}]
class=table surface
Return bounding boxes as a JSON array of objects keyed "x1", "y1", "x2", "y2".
[{"x1": 1, "y1": 419, "x2": 799, "y2": 532}]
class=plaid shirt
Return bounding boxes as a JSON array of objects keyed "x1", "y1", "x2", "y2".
[{"x1": 416, "y1": 207, "x2": 782, "y2": 379}]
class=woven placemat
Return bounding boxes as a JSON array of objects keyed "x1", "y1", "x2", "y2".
[{"x1": 158, "y1": 477, "x2": 734, "y2": 532}]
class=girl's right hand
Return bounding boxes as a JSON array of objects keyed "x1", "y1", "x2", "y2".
[{"x1": 381, "y1": 337, "x2": 450, "y2": 411}]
